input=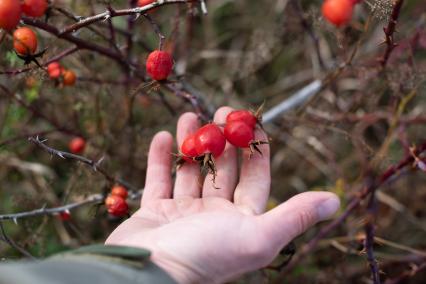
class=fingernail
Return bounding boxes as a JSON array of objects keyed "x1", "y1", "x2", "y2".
[{"x1": 317, "y1": 196, "x2": 340, "y2": 220}]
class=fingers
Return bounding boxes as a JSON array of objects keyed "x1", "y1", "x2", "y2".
[
  {"x1": 234, "y1": 127, "x2": 270, "y2": 215},
  {"x1": 174, "y1": 112, "x2": 202, "y2": 198},
  {"x1": 202, "y1": 107, "x2": 238, "y2": 200},
  {"x1": 141, "y1": 131, "x2": 174, "y2": 206},
  {"x1": 258, "y1": 192, "x2": 340, "y2": 250}
]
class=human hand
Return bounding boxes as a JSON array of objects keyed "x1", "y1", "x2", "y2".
[{"x1": 105, "y1": 107, "x2": 340, "y2": 283}]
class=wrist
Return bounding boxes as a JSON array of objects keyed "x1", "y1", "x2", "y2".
[{"x1": 150, "y1": 251, "x2": 206, "y2": 284}]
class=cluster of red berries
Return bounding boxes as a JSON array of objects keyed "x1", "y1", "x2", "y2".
[
  {"x1": 179, "y1": 109, "x2": 267, "y2": 182},
  {"x1": 322, "y1": 0, "x2": 361, "y2": 27},
  {"x1": 47, "y1": 61, "x2": 77, "y2": 86},
  {"x1": 69, "y1": 137, "x2": 86, "y2": 154},
  {"x1": 104, "y1": 185, "x2": 129, "y2": 217},
  {"x1": 0, "y1": 0, "x2": 47, "y2": 31}
]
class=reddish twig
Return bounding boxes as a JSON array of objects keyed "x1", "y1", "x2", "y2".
[
  {"x1": 365, "y1": 191, "x2": 381, "y2": 284},
  {"x1": 384, "y1": 261, "x2": 426, "y2": 284},
  {"x1": 379, "y1": 0, "x2": 405, "y2": 67}
]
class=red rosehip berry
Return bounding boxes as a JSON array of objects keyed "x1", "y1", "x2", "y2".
[
  {"x1": 47, "y1": 62, "x2": 62, "y2": 79},
  {"x1": 22, "y1": 0, "x2": 47, "y2": 18},
  {"x1": 180, "y1": 134, "x2": 199, "y2": 163},
  {"x1": 105, "y1": 195, "x2": 128, "y2": 217},
  {"x1": 226, "y1": 110, "x2": 257, "y2": 129},
  {"x1": 62, "y1": 69, "x2": 77, "y2": 86},
  {"x1": 224, "y1": 120, "x2": 255, "y2": 148},
  {"x1": 322, "y1": 0, "x2": 354, "y2": 27},
  {"x1": 13, "y1": 27, "x2": 38, "y2": 55},
  {"x1": 194, "y1": 123, "x2": 226, "y2": 158},
  {"x1": 59, "y1": 210, "x2": 71, "y2": 221},
  {"x1": 0, "y1": 0, "x2": 22, "y2": 31},
  {"x1": 69, "y1": 137, "x2": 85, "y2": 154},
  {"x1": 137, "y1": 0, "x2": 158, "y2": 13},
  {"x1": 146, "y1": 50, "x2": 174, "y2": 81},
  {"x1": 111, "y1": 185, "x2": 128, "y2": 199}
]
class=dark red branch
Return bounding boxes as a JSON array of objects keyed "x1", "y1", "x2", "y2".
[
  {"x1": 379, "y1": 0, "x2": 405, "y2": 67},
  {"x1": 365, "y1": 192, "x2": 381, "y2": 284}
]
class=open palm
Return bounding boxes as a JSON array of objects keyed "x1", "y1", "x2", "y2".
[{"x1": 105, "y1": 107, "x2": 340, "y2": 283}]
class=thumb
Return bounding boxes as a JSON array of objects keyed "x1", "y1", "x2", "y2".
[{"x1": 258, "y1": 191, "x2": 340, "y2": 250}]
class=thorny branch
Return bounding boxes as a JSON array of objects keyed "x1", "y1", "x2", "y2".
[
  {"x1": 28, "y1": 136, "x2": 139, "y2": 192},
  {"x1": 60, "y1": 0, "x2": 196, "y2": 35},
  {"x1": 0, "y1": 191, "x2": 141, "y2": 222}
]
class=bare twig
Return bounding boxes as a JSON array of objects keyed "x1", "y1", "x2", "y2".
[
  {"x1": 59, "y1": 1, "x2": 196, "y2": 35},
  {"x1": 379, "y1": 0, "x2": 405, "y2": 67},
  {"x1": 290, "y1": 0, "x2": 325, "y2": 70},
  {"x1": 0, "y1": 196, "x2": 101, "y2": 221},
  {"x1": 28, "y1": 136, "x2": 139, "y2": 192},
  {"x1": 365, "y1": 190, "x2": 381, "y2": 284},
  {"x1": 144, "y1": 14, "x2": 166, "y2": 50},
  {"x1": 0, "y1": 221, "x2": 36, "y2": 259}
]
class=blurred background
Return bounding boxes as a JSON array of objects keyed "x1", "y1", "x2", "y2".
[{"x1": 0, "y1": 0, "x2": 425, "y2": 283}]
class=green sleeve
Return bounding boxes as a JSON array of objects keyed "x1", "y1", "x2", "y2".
[{"x1": 0, "y1": 245, "x2": 177, "y2": 284}]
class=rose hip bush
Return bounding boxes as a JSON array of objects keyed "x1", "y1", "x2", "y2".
[{"x1": 0, "y1": 0, "x2": 425, "y2": 283}]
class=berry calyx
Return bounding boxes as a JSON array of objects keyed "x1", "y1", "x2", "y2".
[
  {"x1": 69, "y1": 137, "x2": 85, "y2": 154},
  {"x1": 47, "y1": 61, "x2": 62, "y2": 79},
  {"x1": 224, "y1": 120, "x2": 254, "y2": 148},
  {"x1": 180, "y1": 134, "x2": 199, "y2": 163},
  {"x1": 105, "y1": 195, "x2": 128, "y2": 217},
  {"x1": 111, "y1": 185, "x2": 128, "y2": 199},
  {"x1": 146, "y1": 50, "x2": 174, "y2": 81},
  {"x1": 13, "y1": 27, "x2": 38, "y2": 55},
  {"x1": 62, "y1": 69, "x2": 76, "y2": 86},
  {"x1": 0, "y1": 0, "x2": 21, "y2": 30},
  {"x1": 194, "y1": 123, "x2": 226, "y2": 158},
  {"x1": 22, "y1": 0, "x2": 47, "y2": 18},
  {"x1": 322, "y1": 0, "x2": 354, "y2": 27},
  {"x1": 226, "y1": 110, "x2": 258, "y2": 129}
]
